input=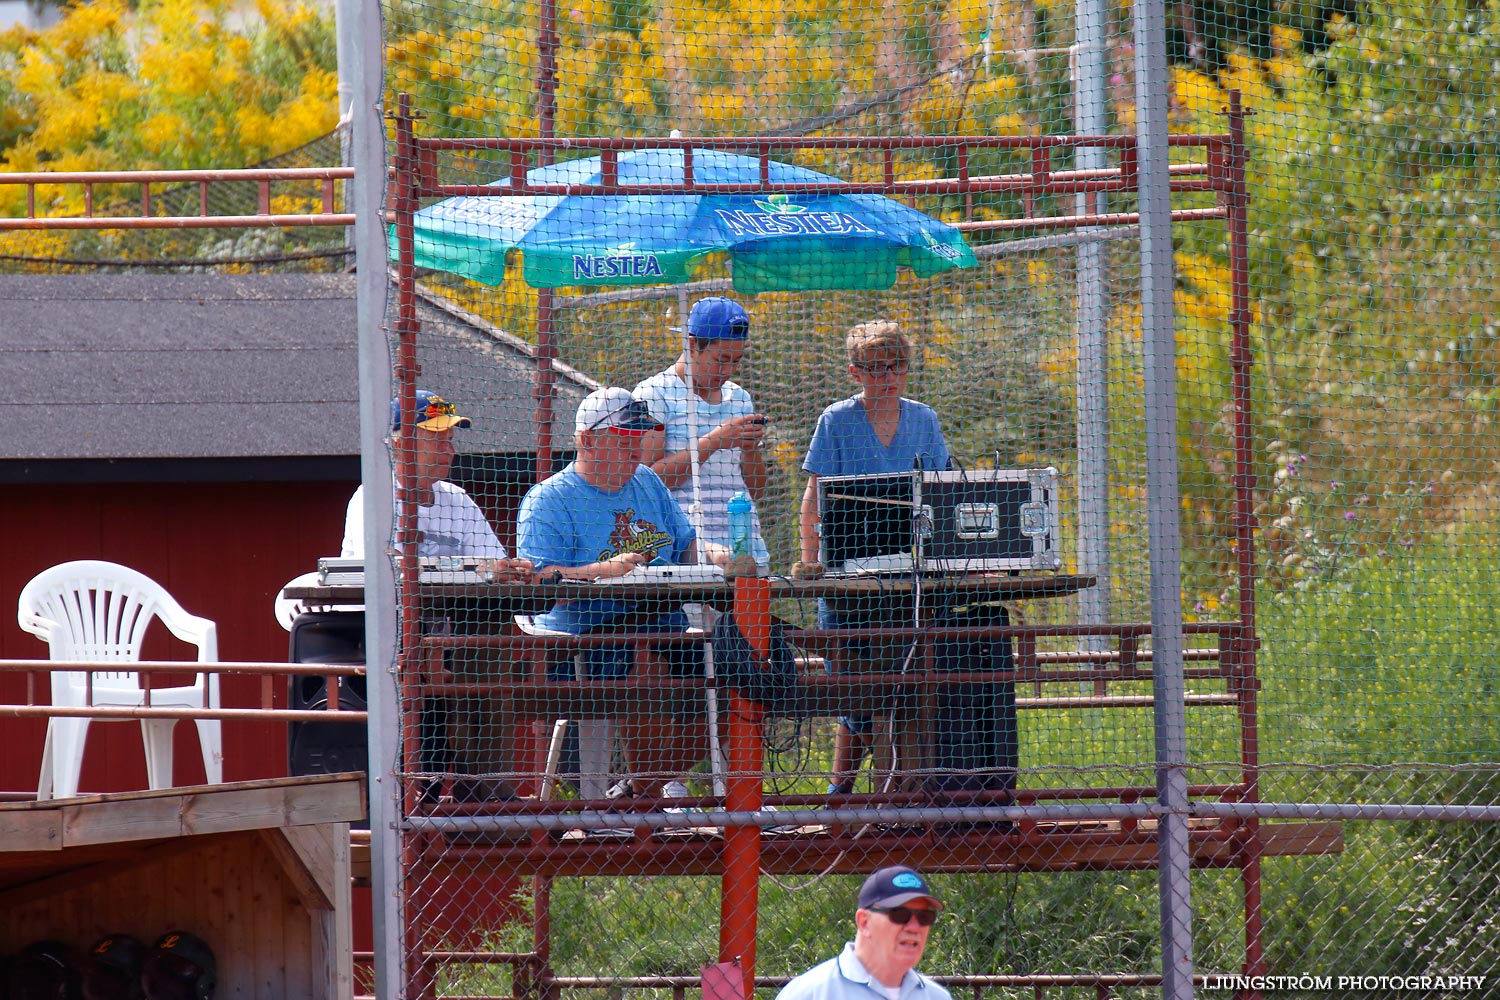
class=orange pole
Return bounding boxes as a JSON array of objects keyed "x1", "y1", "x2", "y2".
[{"x1": 721, "y1": 575, "x2": 769, "y2": 994}]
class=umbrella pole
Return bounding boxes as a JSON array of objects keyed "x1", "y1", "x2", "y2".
[
  {"x1": 676, "y1": 287, "x2": 727, "y2": 795},
  {"x1": 678, "y1": 286, "x2": 707, "y2": 562}
]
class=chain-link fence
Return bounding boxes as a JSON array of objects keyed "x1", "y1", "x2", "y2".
[{"x1": 361, "y1": 0, "x2": 1500, "y2": 997}]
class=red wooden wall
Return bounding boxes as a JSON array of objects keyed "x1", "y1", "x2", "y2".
[
  {"x1": 0, "y1": 479, "x2": 354, "y2": 795},
  {"x1": 0, "y1": 471, "x2": 536, "y2": 955}
]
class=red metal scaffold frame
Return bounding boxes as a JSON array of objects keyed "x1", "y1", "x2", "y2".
[
  {"x1": 383, "y1": 91, "x2": 1317, "y2": 1000},
  {"x1": 0, "y1": 167, "x2": 353, "y2": 230},
  {"x1": 0, "y1": 97, "x2": 1295, "y2": 999}
]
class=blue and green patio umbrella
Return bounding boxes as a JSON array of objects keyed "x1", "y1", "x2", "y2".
[
  {"x1": 393, "y1": 145, "x2": 979, "y2": 548},
  {"x1": 395, "y1": 147, "x2": 978, "y2": 294}
]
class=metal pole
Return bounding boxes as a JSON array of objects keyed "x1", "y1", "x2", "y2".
[
  {"x1": 390, "y1": 94, "x2": 435, "y2": 1000},
  {"x1": 533, "y1": 0, "x2": 560, "y2": 483},
  {"x1": 529, "y1": 12, "x2": 563, "y2": 997},
  {"x1": 721, "y1": 577, "x2": 769, "y2": 994},
  {"x1": 1223, "y1": 91, "x2": 1266, "y2": 984},
  {"x1": 349, "y1": 0, "x2": 403, "y2": 990},
  {"x1": 679, "y1": 285, "x2": 708, "y2": 548},
  {"x1": 333, "y1": 0, "x2": 355, "y2": 240},
  {"x1": 1073, "y1": 0, "x2": 1111, "y2": 647},
  {"x1": 1132, "y1": 0, "x2": 1194, "y2": 995}
]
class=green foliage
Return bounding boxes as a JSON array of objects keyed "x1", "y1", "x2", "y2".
[
  {"x1": 1257, "y1": 536, "x2": 1500, "y2": 765},
  {"x1": 0, "y1": 0, "x2": 339, "y2": 198},
  {"x1": 1153, "y1": 0, "x2": 1500, "y2": 604}
]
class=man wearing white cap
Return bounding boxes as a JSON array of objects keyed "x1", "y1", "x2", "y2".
[
  {"x1": 517, "y1": 386, "x2": 706, "y2": 798},
  {"x1": 776, "y1": 865, "x2": 950, "y2": 1000}
]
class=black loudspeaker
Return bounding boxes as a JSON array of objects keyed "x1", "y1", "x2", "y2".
[
  {"x1": 927, "y1": 600, "x2": 1017, "y2": 796},
  {"x1": 287, "y1": 612, "x2": 368, "y2": 784}
]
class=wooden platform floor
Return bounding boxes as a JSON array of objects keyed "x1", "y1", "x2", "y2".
[{"x1": 0, "y1": 772, "x2": 367, "y2": 890}]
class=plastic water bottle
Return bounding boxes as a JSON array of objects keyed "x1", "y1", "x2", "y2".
[{"x1": 727, "y1": 492, "x2": 753, "y2": 559}]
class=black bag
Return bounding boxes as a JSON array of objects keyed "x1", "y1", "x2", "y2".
[{"x1": 710, "y1": 611, "x2": 801, "y2": 713}]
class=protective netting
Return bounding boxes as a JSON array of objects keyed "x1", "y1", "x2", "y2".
[{"x1": 363, "y1": 0, "x2": 1500, "y2": 996}]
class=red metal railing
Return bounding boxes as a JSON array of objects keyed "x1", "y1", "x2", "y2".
[
  {"x1": 0, "y1": 659, "x2": 367, "y2": 723},
  {"x1": 0, "y1": 166, "x2": 354, "y2": 230}
]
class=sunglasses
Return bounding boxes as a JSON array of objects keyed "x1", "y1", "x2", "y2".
[
  {"x1": 868, "y1": 905, "x2": 938, "y2": 927},
  {"x1": 853, "y1": 360, "x2": 909, "y2": 376},
  {"x1": 422, "y1": 397, "x2": 459, "y2": 419},
  {"x1": 587, "y1": 399, "x2": 653, "y2": 433}
]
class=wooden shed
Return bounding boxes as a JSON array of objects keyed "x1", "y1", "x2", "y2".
[
  {"x1": 0, "y1": 272, "x2": 592, "y2": 797},
  {"x1": 0, "y1": 773, "x2": 366, "y2": 1000}
]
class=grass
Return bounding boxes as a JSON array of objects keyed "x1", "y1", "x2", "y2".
[{"x1": 445, "y1": 537, "x2": 1500, "y2": 996}]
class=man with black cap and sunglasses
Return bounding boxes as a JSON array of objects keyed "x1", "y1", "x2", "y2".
[
  {"x1": 776, "y1": 865, "x2": 950, "y2": 1000},
  {"x1": 517, "y1": 386, "x2": 707, "y2": 799}
]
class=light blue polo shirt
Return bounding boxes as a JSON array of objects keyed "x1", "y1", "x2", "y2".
[{"x1": 775, "y1": 943, "x2": 952, "y2": 1000}]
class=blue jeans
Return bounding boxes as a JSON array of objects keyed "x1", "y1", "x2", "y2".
[{"x1": 818, "y1": 597, "x2": 916, "y2": 735}]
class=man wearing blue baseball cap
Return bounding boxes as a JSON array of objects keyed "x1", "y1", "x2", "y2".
[
  {"x1": 340, "y1": 389, "x2": 533, "y2": 804},
  {"x1": 776, "y1": 865, "x2": 950, "y2": 1000},
  {"x1": 633, "y1": 296, "x2": 770, "y2": 568}
]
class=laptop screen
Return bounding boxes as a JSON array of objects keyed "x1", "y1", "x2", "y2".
[{"x1": 819, "y1": 473, "x2": 918, "y2": 569}]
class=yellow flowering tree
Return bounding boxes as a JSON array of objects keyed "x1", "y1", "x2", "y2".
[{"x1": 0, "y1": 0, "x2": 338, "y2": 215}]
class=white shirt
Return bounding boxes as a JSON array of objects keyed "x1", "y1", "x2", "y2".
[
  {"x1": 632, "y1": 369, "x2": 768, "y2": 564},
  {"x1": 341, "y1": 481, "x2": 508, "y2": 559}
]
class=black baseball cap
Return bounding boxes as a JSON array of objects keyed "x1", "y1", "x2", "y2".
[{"x1": 857, "y1": 865, "x2": 944, "y2": 911}]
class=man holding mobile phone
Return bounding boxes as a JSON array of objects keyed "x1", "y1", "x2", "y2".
[{"x1": 634, "y1": 296, "x2": 771, "y2": 569}]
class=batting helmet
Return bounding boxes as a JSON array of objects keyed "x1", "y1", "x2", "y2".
[
  {"x1": 8, "y1": 941, "x2": 82, "y2": 1000},
  {"x1": 80, "y1": 935, "x2": 146, "y2": 1000},
  {"x1": 139, "y1": 933, "x2": 215, "y2": 1000}
]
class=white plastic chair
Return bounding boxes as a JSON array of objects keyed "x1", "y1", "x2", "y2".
[
  {"x1": 275, "y1": 570, "x2": 368, "y2": 631},
  {"x1": 274, "y1": 571, "x2": 323, "y2": 632},
  {"x1": 17, "y1": 560, "x2": 223, "y2": 800},
  {"x1": 516, "y1": 613, "x2": 719, "y2": 801}
]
